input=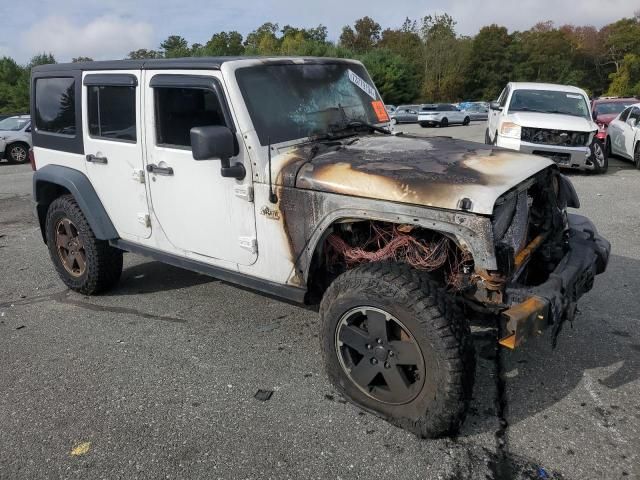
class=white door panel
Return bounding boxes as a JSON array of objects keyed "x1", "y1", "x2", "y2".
[
  {"x1": 143, "y1": 70, "x2": 257, "y2": 266},
  {"x1": 82, "y1": 70, "x2": 151, "y2": 239}
]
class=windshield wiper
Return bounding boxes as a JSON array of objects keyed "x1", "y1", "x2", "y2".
[{"x1": 330, "y1": 120, "x2": 391, "y2": 135}]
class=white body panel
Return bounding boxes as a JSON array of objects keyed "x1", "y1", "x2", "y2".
[{"x1": 82, "y1": 70, "x2": 151, "y2": 240}]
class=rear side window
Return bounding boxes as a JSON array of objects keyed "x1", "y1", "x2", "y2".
[
  {"x1": 35, "y1": 77, "x2": 76, "y2": 135},
  {"x1": 629, "y1": 107, "x2": 640, "y2": 122},
  {"x1": 87, "y1": 86, "x2": 136, "y2": 142},
  {"x1": 154, "y1": 88, "x2": 226, "y2": 148}
]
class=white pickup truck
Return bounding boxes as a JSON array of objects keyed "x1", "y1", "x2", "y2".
[{"x1": 485, "y1": 83, "x2": 604, "y2": 173}]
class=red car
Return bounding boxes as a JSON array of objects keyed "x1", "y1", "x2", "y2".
[{"x1": 591, "y1": 97, "x2": 639, "y2": 141}]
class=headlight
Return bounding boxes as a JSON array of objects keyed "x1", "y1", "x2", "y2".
[{"x1": 500, "y1": 122, "x2": 521, "y2": 139}]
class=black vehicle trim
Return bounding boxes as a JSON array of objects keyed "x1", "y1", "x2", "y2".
[
  {"x1": 31, "y1": 70, "x2": 84, "y2": 155},
  {"x1": 111, "y1": 239, "x2": 307, "y2": 304},
  {"x1": 33, "y1": 165, "x2": 118, "y2": 242},
  {"x1": 83, "y1": 73, "x2": 138, "y2": 87}
]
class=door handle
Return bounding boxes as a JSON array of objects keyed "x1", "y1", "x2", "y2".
[
  {"x1": 86, "y1": 154, "x2": 108, "y2": 164},
  {"x1": 146, "y1": 164, "x2": 174, "y2": 176}
]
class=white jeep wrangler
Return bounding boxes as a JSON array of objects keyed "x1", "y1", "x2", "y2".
[{"x1": 31, "y1": 57, "x2": 610, "y2": 438}]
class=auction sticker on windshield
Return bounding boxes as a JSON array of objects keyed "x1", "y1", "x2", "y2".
[
  {"x1": 348, "y1": 69, "x2": 377, "y2": 100},
  {"x1": 371, "y1": 100, "x2": 390, "y2": 122}
]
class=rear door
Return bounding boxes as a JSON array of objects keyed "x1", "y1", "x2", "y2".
[
  {"x1": 82, "y1": 71, "x2": 151, "y2": 239},
  {"x1": 624, "y1": 107, "x2": 640, "y2": 157}
]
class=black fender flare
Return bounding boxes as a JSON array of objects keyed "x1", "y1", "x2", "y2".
[{"x1": 33, "y1": 165, "x2": 118, "y2": 242}]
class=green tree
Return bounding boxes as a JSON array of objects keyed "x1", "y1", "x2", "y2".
[
  {"x1": 339, "y1": 17, "x2": 381, "y2": 53},
  {"x1": 608, "y1": 53, "x2": 640, "y2": 96},
  {"x1": 421, "y1": 14, "x2": 470, "y2": 101},
  {"x1": 358, "y1": 49, "x2": 420, "y2": 104},
  {"x1": 72, "y1": 56, "x2": 93, "y2": 63},
  {"x1": 128, "y1": 49, "x2": 161, "y2": 59},
  {"x1": 160, "y1": 35, "x2": 190, "y2": 58},
  {"x1": 204, "y1": 31, "x2": 245, "y2": 56},
  {"x1": 464, "y1": 25, "x2": 512, "y2": 100},
  {"x1": 244, "y1": 23, "x2": 280, "y2": 54},
  {"x1": 29, "y1": 53, "x2": 56, "y2": 67}
]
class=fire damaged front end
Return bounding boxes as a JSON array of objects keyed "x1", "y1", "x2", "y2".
[
  {"x1": 274, "y1": 135, "x2": 610, "y2": 348},
  {"x1": 482, "y1": 168, "x2": 610, "y2": 348}
]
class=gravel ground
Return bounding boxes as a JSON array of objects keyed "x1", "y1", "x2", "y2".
[{"x1": 0, "y1": 124, "x2": 638, "y2": 479}]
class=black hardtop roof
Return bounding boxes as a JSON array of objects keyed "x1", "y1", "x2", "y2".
[{"x1": 32, "y1": 56, "x2": 358, "y2": 73}]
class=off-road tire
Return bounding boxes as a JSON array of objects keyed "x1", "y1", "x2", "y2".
[
  {"x1": 462, "y1": 116, "x2": 470, "y2": 126},
  {"x1": 635, "y1": 143, "x2": 640, "y2": 170},
  {"x1": 589, "y1": 139, "x2": 608, "y2": 174},
  {"x1": 439, "y1": 118, "x2": 449, "y2": 128},
  {"x1": 45, "y1": 194, "x2": 123, "y2": 294},
  {"x1": 319, "y1": 262, "x2": 475, "y2": 438},
  {"x1": 6, "y1": 142, "x2": 29, "y2": 164}
]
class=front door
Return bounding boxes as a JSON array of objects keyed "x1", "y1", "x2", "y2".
[
  {"x1": 142, "y1": 71, "x2": 257, "y2": 266},
  {"x1": 82, "y1": 71, "x2": 151, "y2": 239}
]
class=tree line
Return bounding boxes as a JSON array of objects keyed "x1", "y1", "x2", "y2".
[{"x1": 1, "y1": 13, "x2": 640, "y2": 114}]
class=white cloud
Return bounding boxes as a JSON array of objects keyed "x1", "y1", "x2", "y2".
[{"x1": 22, "y1": 15, "x2": 153, "y2": 61}]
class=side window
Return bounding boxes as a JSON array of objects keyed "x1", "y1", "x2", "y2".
[
  {"x1": 619, "y1": 107, "x2": 631, "y2": 122},
  {"x1": 155, "y1": 87, "x2": 226, "y2": 148},
  {"x1": 35, "y1": 77, "x2": 76, "y2": 135},
  {"x1": 629, "y1": 107, "x2": 640, "y2": 122},
  {"x1": 87, "y1": 85, "x2": 136, "y2": 142}
]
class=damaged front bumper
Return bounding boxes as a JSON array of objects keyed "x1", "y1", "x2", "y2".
[{"x1": 498, "y1": 213, "x2": 610, "y2": 348}]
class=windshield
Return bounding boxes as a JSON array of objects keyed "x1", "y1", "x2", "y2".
[
  {"x1": 595, "y1": 102, "x2": 634, "y2": 115},
  {"x1": 508, "y1": 90, "x2": 590, "y2": 118},
  {"x1": 236, "y1": 63, "x2": 385, "y2": 145},
  {"x1": 0, "y1": 117, "x2": 29, "y2": 131}
]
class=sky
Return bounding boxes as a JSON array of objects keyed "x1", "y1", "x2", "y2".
[{"x1": 0, "y1": 0, "x2": 637, "y2": 64}]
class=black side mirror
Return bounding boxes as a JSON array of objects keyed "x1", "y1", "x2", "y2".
[
  {"x1": 489, "y1": 101, "x2": 502, "y2": 111},
  {"x1": 592, "y1": 110, "x2": 598, "y2": 121},
  {"x1": 190, "y1": 125, "x2": 245, "y2": 180}
]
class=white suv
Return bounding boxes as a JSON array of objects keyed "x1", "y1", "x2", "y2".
[
  {"x1": 486, "y1": 83, "x2": 602, "y2": 172},
  {"x1": 30, "y1": 58, "x2": 610, "y2": 439},
  {"x1": 0, "y1": 115, "x2": 32, "y2": 163}
]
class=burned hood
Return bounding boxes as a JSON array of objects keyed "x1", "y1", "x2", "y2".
[{"x1": 282, "y1": 135, "x2": 554, "y2": 215}]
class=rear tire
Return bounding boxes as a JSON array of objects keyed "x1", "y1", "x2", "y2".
[
  {"x1": 635, "y1": 143, "x2": 640, "y2": 170},
  {"x1": 6, "y1": 143, "x2": 29, "y2": 164},
  {"x1": 320, "y1": 262, "x2": 475, "y2": 438},
  {"x1": 439, "y1": 118, "x2": 449, "y2": 128},
  {"x1": 45, "y1": 194, "x2": 123, "y2": 295},
  {"x1": 605, "y1": 136, "x2": 612, "y2": 159},
  {"x1": 589, "y1": 139, "x2": 608, "y2": 174},
  {"x1": 484, "y1": 129, "x2": 491, "y2": 145},
  {"x1": 462, "y1": 116, "x2": 470, "y2": 126},
  {"x1": 419, "y1": 122, "x2": 428, "y2": 128},
  {"x1": 391, "y1": 118, "x2": 398, "y2": 125}
]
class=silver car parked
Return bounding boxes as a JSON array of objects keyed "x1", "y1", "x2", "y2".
[
  {"x1": 0, "y1": 115, "x2": 32, "y2": 164},
  {"x1": 418, "y1": 104, "x2": 470, "y2": 127},
  {"x1": 390, "y1": 105, "x2": 421, "y2": 124}
]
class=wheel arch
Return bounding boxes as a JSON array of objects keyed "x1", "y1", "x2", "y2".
[
  {"x1": 5, "y1": 141, "x2": 30, "y2": 160},
  {"x1": 299, "y1": 209, "x2": 493, "y2": 303},
  {"x1": 33, "y1": 165, "x2": 118, "y2": 243}
]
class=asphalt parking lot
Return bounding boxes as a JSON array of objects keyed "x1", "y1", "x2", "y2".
[{"x1": 1, "y1": 122, "x2": 638, "y2": 479}]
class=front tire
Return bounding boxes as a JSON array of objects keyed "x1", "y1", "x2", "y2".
[
  {"x1": 320, "y1": 262, "x2": 475, "y2": 438},
  {"x1": 462, "y1": 116, "x2": 470, "y2": 126},
  {"x1": 45, "y1": 194, "x2": 123, "y2": 295},
  {"x1": 439, "y1": 118, "x2": 449, "y2": 128},
  {"x1": 589, "y1": 139, "x2": 608, "y2": 174},
  {"x1": 6, "y1": 143, "x2": 29, "y2": 164}
]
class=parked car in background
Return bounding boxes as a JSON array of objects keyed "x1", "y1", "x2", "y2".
[
  {"x1": 606, "y1": 103, "x2": 640, "y2": 168},
  {"x1": 390, "y1": 105, "x2": 421, "y2": 124},
  {"x1": 385, "y1": 104, "x2": 396, "y2": 114},
  {"x1": 591, "y1": 97, "x2": 639, "y2": 143},
  {"x1": 461, "y1": 103, "x2": 489, "y2": 121},
  {"x1": 418, "y1": 104, "x2": 470, "y2": 127},
  {"x1": 486, "y1": 82, "x2": 604, "y2": 173},
  {"x1": 0, "y1": 114, "x2": 32, "y2": 164}
]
